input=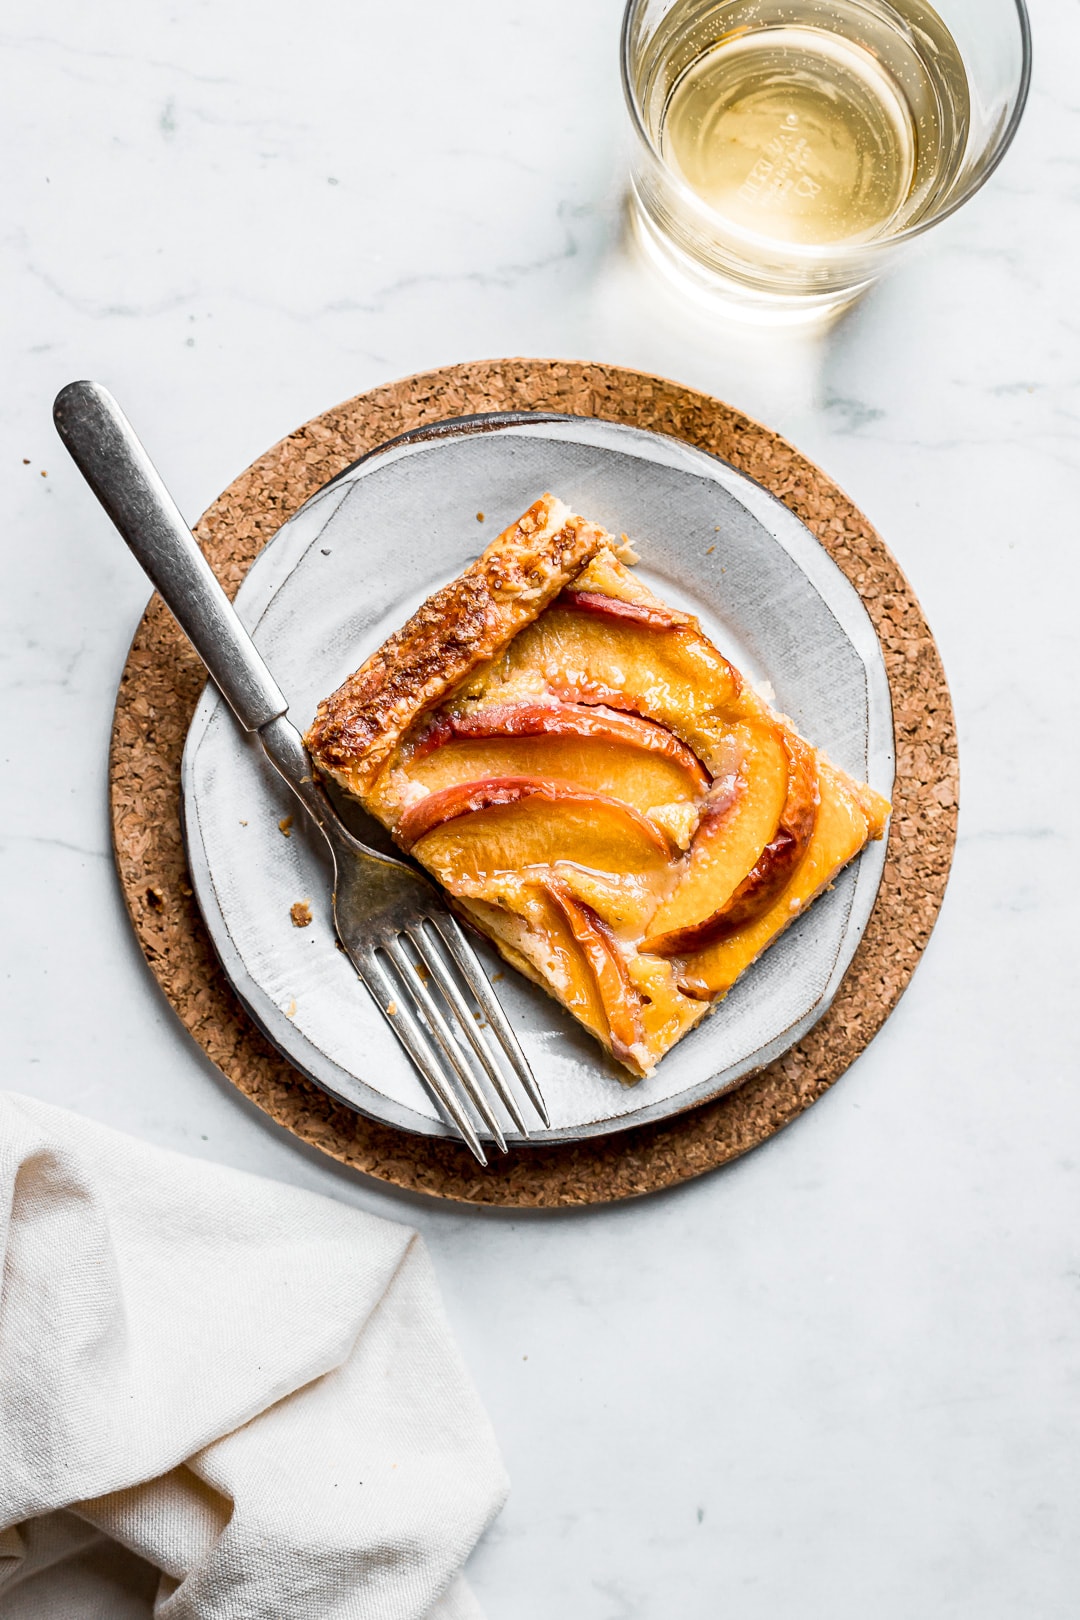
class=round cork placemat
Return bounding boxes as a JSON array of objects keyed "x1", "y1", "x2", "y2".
[{"x1": 111, "y1": 359, "x2": 957, "y2": 1207}]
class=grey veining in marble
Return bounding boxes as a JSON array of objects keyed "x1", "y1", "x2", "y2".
[{"x1": 2, "y1": 1, "x2": 1078, "y2": 1615}]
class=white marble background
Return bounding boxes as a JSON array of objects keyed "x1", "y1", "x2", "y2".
[{"x1": 2, "y1": 0, "x2": 1078, "y2": 1613}]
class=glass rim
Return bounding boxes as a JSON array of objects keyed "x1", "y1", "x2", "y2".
[{"x1": 619, "y1": 0, "x2": 1033, "y2": 258}]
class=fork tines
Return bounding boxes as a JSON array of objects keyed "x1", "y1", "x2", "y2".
[{"x1": 358, "y1": 914, "x2": 546, "y2": 1165}]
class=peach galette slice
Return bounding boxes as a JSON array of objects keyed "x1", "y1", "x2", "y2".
[{"x1": 306, "y1": 495, "x2": 891, "y2": 1080}]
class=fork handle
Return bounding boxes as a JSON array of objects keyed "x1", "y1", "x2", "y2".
[{"x1": 53, "y1": 380, "x2": 288, "y2": 733}]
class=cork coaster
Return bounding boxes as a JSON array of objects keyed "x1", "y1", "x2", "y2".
[{"x1": 111, "y1": 359, "x2": 957, "y2": 1207}]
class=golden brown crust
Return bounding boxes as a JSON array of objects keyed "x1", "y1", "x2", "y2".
[{"x1": 304, "y1": 495, "x2": 611, "y2": 793}]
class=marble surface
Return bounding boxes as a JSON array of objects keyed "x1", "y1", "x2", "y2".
[{"x1": 2, "y1": 1, "x2": 1077, "y2": 1613}]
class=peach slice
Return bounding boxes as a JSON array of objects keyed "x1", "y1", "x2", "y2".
[
  {"x1": 475, "y1": 887, "x2": 610, "y2": 1046},
  {"x1": 543, "y1": 863, "x2": 660, "y2": 939},
  {"x1": 469, "y1": 872, "x2": 698, "y2": 1076},
  {"x1": 417, "y1": 702, "x2": 709, "y2": 785},
  {"x1": 405, "y1": 701, "x2": 710, "y2": 817},
  {"x1": 401, "y1": 777, "x2": 674, "y2": 894},
  {"x1": 558, "y1": 590, "x2": 692, "y2": 631},
  {"x1": 640, "y1": 722, "x2": 787, "y2": 946},
  {"x1": 545, "y1": 881, "x2": 647, "y2": 1070},
  {"x1": 675, "y1": 760, "x2": 869, "y2": 1001},
  {"x1": 548, "y1": 682, "x2": 655, "y2": 718},
  {"x1": 626, "y1": 950, "x2": 709, "y2": 1065},
  {"x1": 460, "y1": 883, "x2": 656, "y2": 1074},
  {"x1": 645, "y1": 732, "x2": 818, "y2": 958},
  {"x1": 496, "y1": 605, "x2": 743, "y2": 766}
]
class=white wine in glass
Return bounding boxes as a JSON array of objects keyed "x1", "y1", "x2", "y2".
[{"x1": 622, "y1": 0, "x2": 1031, "y2": 318}]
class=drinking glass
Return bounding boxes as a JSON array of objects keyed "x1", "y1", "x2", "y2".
[{"x1": 621, "y1": 0, "x2": 1032, "y2": 321}]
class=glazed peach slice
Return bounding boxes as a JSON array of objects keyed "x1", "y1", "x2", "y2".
[
  {"x1": 398, "y1": 777, "x2": 674, "y2": 894},
  {"x1": 405, "y1": 702, "x2": 709, "y2": 818},
  {"x1": 417, "y1": 701, "x2": 709, "y2": 784},
  {"x1": 538, "y1": 861, "x2": 661, "y2": 939},
  {"x1": 557, "y1": 590, "x2": 693, "y2": 631},
  {"x1": 474, "y1": 886, "x2": 610, "y2": 1047},
  {"x1": 497, "y1": 601, "x2": 743, "y2": 761},
  {"x1": 545, "y1": 880, "x2": 648, "y2": 1071},
  {"x1": 645, "y1": 732, "x2": 819, "y2": 960},
  {"x1": 466, "y1": 882, "x2": 650, "y2": 1071},
  {"x1": 676, "y1": 760, "x2": 870, "y2": 1001},
  {"x1": 640, "y1": 721, "x2": 789, "y2": 947}
]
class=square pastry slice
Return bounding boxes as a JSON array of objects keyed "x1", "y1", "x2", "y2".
[{"x1": 306, "y1": 495, "x2": 891, "y2": 1080}]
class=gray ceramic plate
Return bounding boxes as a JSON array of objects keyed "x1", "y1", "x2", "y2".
[{"x1": 181, "y1": 414, "x2": 894, "y2": 1145}]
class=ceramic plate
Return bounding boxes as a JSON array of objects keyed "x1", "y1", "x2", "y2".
[{"x1": 181, "y1": 414, "x2": 894, "y2": 1145}]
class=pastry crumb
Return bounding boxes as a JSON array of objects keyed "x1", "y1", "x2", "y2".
[
  {"x1": 285, "y1": 998, "x2": 297, "y2": 1017},
  {"x1": 614, "y1": 532, "x2": 641, "y2": 565},
  {"x1": 706, "y1": 545, "x2": 716, "y2": 555},
  {"x1": 476, "y1": 511, "x2": 485, "y2": 522},
  {"x1": 290, "y1": 900, "x2": 312, "y2": 928},
  {"x1": 145, "y1": 885, "x2": 165, "y2": 911},
  {"x1": 387, "y1": 1000, "x2": 398, "y2": 1016},
  {"x1": 278, "y1": 815, "x2": 294, "y2": 837}
]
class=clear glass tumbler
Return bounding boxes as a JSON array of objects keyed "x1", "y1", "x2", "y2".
[{"x1": 621, "y1": 0, "x2": 1032, "y2": 321}]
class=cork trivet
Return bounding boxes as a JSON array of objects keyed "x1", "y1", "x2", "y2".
[{"x1": 110, "y1": 360, "x2": 957, "y2": 1207}]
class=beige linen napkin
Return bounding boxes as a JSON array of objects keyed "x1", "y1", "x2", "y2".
[{"x1": 0, "y1": 1092, "x2": 506, "y2": 1618}]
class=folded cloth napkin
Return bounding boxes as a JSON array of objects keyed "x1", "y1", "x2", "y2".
[{"x1": 0, "y1": 1092, "x2": 506, "y2": 1619}]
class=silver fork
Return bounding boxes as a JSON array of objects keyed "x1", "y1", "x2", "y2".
[{"x1": 53, "y1": 380, "x2": 547, "y2": 1165}]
